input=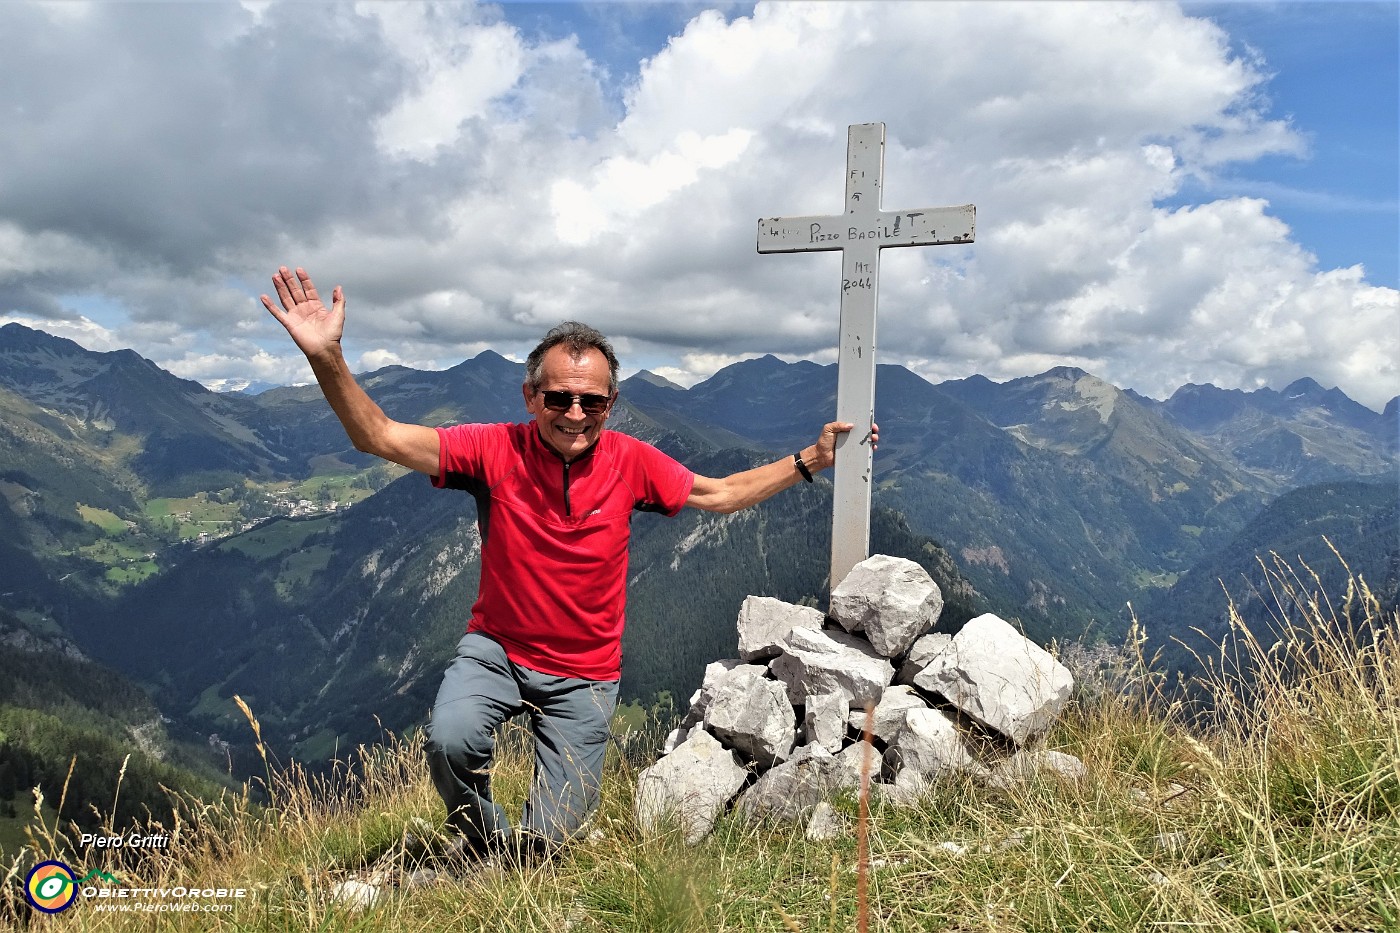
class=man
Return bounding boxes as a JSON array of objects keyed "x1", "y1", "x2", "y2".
[{"x1": 261, "y1": 266, "x2": 873, "y2": 858}]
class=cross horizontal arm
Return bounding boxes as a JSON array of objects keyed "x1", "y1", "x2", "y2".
[{"x1": 757, "y1": 204, "x2": 975, "y2": 254}]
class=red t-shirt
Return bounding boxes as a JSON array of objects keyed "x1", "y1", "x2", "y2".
[{"x1": 432, "y1": 422, "x2": 694, "y2": 680}]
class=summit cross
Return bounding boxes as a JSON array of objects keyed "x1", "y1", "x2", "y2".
[{"x1": 757, "y1": 122, "x2": 975, "y2": 588}]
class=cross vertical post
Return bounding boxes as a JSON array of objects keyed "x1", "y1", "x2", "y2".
[{"x1": 757, "y1": 123, "x2": 975, "y2": 587}]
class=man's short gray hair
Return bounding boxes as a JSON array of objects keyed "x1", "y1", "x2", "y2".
[{"x1": 525, "y1": 321, "x2": 620, "y2": 393}]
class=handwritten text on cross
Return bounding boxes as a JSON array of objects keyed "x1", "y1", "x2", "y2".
[{"x1": 757, "y1": 123, "x2": 975, "y2": 588}]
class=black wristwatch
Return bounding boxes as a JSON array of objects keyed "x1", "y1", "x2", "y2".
[{"x1": 793, "y1": 453, "x2": 814, "y2": 483}]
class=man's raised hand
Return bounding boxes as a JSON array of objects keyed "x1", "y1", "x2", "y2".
[{"x1": 261, "y1": 266, "x2": 344, "y2": 360}]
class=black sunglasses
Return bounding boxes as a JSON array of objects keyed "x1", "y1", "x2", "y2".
[{"x1": 539, "y1": 390, "x2": 614, "y2": 414}]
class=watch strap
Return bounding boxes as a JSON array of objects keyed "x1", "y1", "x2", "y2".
[{"x1": 793, "y1": 453, "x2": 814, "y2": 483}]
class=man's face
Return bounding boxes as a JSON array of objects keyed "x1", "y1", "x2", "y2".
[{"x1": 523, "y1": 345, "x2": 616, "y2": 462}]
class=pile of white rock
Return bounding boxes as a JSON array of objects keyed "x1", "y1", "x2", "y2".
[{"x1": 634, "y1": 554, "x2": 1083, "y2": 843}]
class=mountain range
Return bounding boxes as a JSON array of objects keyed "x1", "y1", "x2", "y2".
[{"x1": 0, "y1": 320, "x2": 1395, "y2": 779}]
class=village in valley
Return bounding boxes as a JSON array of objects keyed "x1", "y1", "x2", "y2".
[
  {"x1": 173, "y1": 485, "x2": 351, "y2": 548},
  {"x1": 73, "y1": 464, "x2": 404, "y2": 587}
]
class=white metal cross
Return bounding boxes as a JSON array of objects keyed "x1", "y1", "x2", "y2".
[{"x1": 757, "y1": 122, "x2": 975, "y2": 588}]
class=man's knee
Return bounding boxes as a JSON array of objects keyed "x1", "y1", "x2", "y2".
[{"x1": 425, "y1": 702, "x2": 496, "y2": 769}]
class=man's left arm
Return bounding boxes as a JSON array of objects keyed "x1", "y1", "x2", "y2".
[{"x1": 685, "y1": 421, "x2": 878, "y2": 514}]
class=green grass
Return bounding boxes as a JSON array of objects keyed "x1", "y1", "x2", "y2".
[
  {"x1": 3, "y1": 551, "x2": 1395, "y2": 931},
  {"x1": 612, "y1": 694, "x2": 675, "y2": 734},
  {"x1": 1130, "y1": 568, "x2": 1179, "y2": 589},
  {"x1": 189, "y1": 681, "x2": 238, "y2": 722},
  {"x1": 612, "y1": 701, "x2": 649, "y2": 733},
  {"x1": 292, "y1": 729, "x2": 344, "y2": 764},
  {"x1": 306, "y1": 454, "x2": 361, "y2": 476},
  {"x1": 0, "y1": 790, "x2": 60, "y2": 859},
  {"x1": 145, "y1": 493, "x2": 243, "y2": 524},
  {"x1": 77, "y1": 504, "x2": 128, "y2": 535},
  {"x1": 76, "y1": 534, "x2": 161, "y2": 586},
  {"x1": 271, "y1": 474, "x2": 374, "y2": 507},
  {"x1": 219, "y1": 516, "x2": 332, "y2": 560},
  {"x1": 12, "y1": 609, "x2": 65, "y2": 638},
  {"x1": 104, "y1": 561, "x2": 159, "y2": 585},
  {"x1": 145, "y1": 492, "x2": 246, "y2": 541},
  {"x1": 275, "y1": 545, "x2": 334, "y2": 599}
]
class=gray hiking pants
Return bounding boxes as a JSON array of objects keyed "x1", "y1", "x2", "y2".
[{"x1": 424, "y1": 631, "x2": 619, "y2": 851}]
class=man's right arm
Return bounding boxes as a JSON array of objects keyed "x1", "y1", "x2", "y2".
[
  {"x1": 303, "y1": 345, "x2": 441, "y2": 475},
  {"x1": 262, "y1": 266, "x2": 440, "y2": 476}
]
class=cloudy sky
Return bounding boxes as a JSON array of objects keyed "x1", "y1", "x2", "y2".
[{"x1": 1, "y1": 1, "x2": 1396, "y2": 410}]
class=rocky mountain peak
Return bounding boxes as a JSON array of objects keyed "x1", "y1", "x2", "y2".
[
  {"x1": 1, "y1": 321, "x2": 86, "y2": 353},
  {"x1": 1040, "y1": 365, "x2": 1092, "y2": 383},
  {"x1": 1282, "y1": 376, "x2": 1327, "y2": 399},
  {"x1": 629, "y1": 370, "x2": 686, "y2": 391}
]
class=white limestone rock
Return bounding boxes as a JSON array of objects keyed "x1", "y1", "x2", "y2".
[
  {"x1": 661, "y1": 727, "x2": 689, "y2": 755},
  {"x1": 804, "y1": 801, "x2": 847, "y2": 841},
  {"x1": 884, "y1": 707, "x2": 987, "y2": 782},
  {"x1": 769, "y1": 626, "x2": 894, "y2": 707},
  {"x1": 803, "y1": 690, "x2": 851, "y2": 753},
  {"x1": 872, "y1": 770, "x2": 929, "y2": 808},
  {"x1": 894, "y1": 632, "x2": 954, "y2": 686},
  {"x1": 986, "y1": 749, "x2": 1086, "y2": 789},
  {"x1": 845, "y1": 685, "x2": 929, "y2": 746},
  {"x1": 680, "y1": 658, "x2": 748, "y2": 727},
  {"x1": 329, "y1": 880, "x2": 381, "y2": 910},
  {"x1": 836, "y1": 740, "x2": 880, "y2": 786},
  {"x1": 737, "y1": 596, "x2": 824, "y2": 662},
  {"x1": 634, "y1": 729, "x2": 749, "y2": 844},
  {"x1": 829, "y1": 554, "x2": 944, "y2": 658},
  {"x1": 913, "y1": 613, "x2": 1074, "y2": 746},
  {"x1": 704, "y1": 664, "x2": 797, "y2": 768},
  {"x1": 735, "y1": 744, "x2": 858, "y2": 823}
]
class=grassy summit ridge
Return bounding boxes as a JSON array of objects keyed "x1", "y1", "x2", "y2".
[{"x1": 3, "y1": 553, "x2": 1395, "y2": 931}]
